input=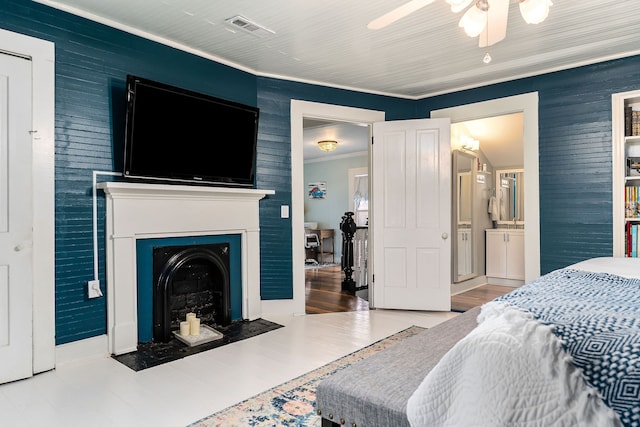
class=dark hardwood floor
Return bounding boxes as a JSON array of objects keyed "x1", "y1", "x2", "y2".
[
  {"x1": 450, "y1": 284, "x2": 515, "y2": 312},
  {"x1": 305, "y1": 265, "x2": 369, "y2": 314},
  {"x1": 304, "y1": 264, "x2": 515, "y2": 314}
]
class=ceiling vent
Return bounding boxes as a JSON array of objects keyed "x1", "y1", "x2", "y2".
[{"x1": 224, "y1": 15, "x2": 275, "y2": 38}]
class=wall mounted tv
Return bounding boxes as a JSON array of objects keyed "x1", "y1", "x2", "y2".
[{"x1": 124, "y1": 75, "x2": 259, "y2": 187}]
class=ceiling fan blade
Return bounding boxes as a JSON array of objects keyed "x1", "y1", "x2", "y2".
[
  {"x1": 478, "y1": 0, "x2": 509, "y2": 47},
  {"x1": 367, "y1": 0, "x2": 436, "y2": 30}
]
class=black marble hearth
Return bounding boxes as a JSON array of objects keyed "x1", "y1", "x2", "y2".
[{"x1": 112, "y1": 318, "x2": 283, "y2": 371}]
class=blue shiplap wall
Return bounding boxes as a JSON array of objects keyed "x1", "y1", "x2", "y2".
[
  {"x1": 1, "y1": 0, "x2": 258, "y2": 344},
  {"x1": 5, "y1": 0, "x2": 640, "y2": 345},
  {"x1": 1, "y1": 0, "x2": 417, "y2": 342},
  {"x1": 419, "y1": 57, "x2": 640, "y2": 273}
]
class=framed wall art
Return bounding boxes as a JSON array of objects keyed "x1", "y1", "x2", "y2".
[{"x1": 308, "y1": 182, "x2": 327, "y2": 199}]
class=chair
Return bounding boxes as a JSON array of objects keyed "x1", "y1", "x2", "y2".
[{"x1": 305, "y1": 233, "x2": 320, "y2": 265}]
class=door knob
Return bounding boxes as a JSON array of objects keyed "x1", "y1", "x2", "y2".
[
  {"x1": 14, "y1": 240, "x2": 32, "y2": 252},
  {"x1": 442, "y1": 233, "x2": 449, "y2": 240}
]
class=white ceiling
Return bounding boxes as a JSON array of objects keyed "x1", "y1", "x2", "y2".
[
  {"x1": 303, "y1": 113, "x2": 523, "y2": 165},
  {"x1": 303, "y1": 119, "x2": 370, "y2": 161},
  {"x1": 35, "y1": 0, "x2": 640, "y2": 98}
]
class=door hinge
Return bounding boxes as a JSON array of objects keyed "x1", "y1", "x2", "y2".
[{"x1": 371, "y1": 136, "x2": 374, "y2": 145}]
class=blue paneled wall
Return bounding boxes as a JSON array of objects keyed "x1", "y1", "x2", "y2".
[
  {"x1": 418, "y1": 58, "x2": 640, "y2": 273},
  {"x1": 1, "y1": 0, "x2": 415, "y2": 344},
  {"x1": 4, "y1": 0, "x2": 640, "y2": 345},
  {"x1": 2, "y1": 0, "x2": 258, "y2": 344}
]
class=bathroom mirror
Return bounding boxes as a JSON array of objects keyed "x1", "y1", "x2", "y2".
[
  {"x1": 497, "y1": 169, "x2": 524, "y2": 223},
  {"x1": 453, "y1": 150, "x2": 476, "y2": 283}
]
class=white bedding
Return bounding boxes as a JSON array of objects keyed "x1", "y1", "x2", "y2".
[
  {"x1": 407, "y1": 257, "x2": 640, "y2": 427},
  {"x1": 570, "y1": 256, "x2": 640, "y2": 279}
]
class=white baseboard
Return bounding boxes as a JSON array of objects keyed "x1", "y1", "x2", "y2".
[
  {"x1": 487, "y1": 277, "x2": 525, "y2": 287},
  {"x1": 55, "y1": 334, "x2": 110, "y2": 366},
  {"x1": 261, "y1": 299, "x2": 305, "y2": 319},
  {"x1": 451, "y1": 275, "x2": 488, "y2": 295}
]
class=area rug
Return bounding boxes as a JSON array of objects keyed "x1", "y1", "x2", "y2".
[{"x1": 188, "y1": 325, "x2": 425, "y2": 427}]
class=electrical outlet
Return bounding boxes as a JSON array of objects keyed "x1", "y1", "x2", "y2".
[{"x1": 88, "y1": 280, "x2": 103, "y2": 299}]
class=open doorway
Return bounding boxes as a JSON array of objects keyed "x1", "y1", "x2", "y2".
[
  {"x1": 449, "y1": 113, "x2": 525, "y2": 310},
  {"x1": 451, "y1": 113, "x2": 525, "y2": 290},
  {"x1": 432, "y1": 92, "x2": 540, "y2": 287},
  {"x1": 291, "y1": 93, "x2": 539, "y2": 316},
  {"x1": 302, "y1": 119, "x2": 370, "y2": 314},
  {"x1": 290, "y1": 101, "x2": 385, "y2": 316}
]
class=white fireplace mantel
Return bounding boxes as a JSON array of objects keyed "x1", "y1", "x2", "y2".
[{"x1": 98, "y1": 182, "x2": 274, "y2": 355}]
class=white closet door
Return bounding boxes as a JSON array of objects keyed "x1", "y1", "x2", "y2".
[{"x1": 0, "y1": 52, "x2": 33, "y2": 384}]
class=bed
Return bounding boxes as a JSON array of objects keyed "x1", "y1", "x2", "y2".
[{"x1": 316, "y1": 257, "x2": 640, "y2": 427}]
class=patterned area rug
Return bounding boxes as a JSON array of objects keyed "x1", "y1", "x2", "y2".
[{"x1": 188, "y1": 325, "x2": 425, "y2": 427}]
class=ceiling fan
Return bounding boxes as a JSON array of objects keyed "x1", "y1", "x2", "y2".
[{"x1": 368, "y1": 0, "x2": 553, "y2": 48}]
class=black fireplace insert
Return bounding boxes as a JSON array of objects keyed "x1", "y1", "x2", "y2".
[{"x1": 152, "y1": 243, "x2": 231, "y2": 342}]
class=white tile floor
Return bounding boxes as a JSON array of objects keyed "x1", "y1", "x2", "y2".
[{"x1": 0, "y1": 309, "x2": 456, "y2": 427}]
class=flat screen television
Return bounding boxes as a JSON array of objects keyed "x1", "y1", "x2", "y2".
[{"x1": 124, "y1": 75, "x2": 259, "y2": 187}]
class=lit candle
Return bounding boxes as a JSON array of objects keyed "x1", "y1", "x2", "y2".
[
  {"x1": 190, "y1": 317, "x2": 201, "y2": 336},
  {"x1": 179, "y1": 321, "x2": 190, "y2": 336}
]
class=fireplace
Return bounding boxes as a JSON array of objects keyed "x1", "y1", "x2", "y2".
[
  {"x1": 99, "y1": 182, "x2": 274, "y2": 355},
  {"x1": 152, "y1": 243, "x2": 231, "y2": 342},
  {"x1": 136, "y1": 234, "x2": 242, "y2": 343}
]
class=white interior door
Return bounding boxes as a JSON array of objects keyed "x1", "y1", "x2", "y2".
[
  {"x1": 0, "y1": 53, "x2": 33, "y2": 384},
  {"x1": 371, "y1": 118, "x2": 451, "y2": 311}
]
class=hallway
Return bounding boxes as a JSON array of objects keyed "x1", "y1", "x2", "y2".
[{"x1": 305, "y1": 265, "x2": 368, "y2": 314}]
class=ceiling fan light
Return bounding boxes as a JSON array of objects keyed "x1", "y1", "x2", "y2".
[
  {"x1": 519, "y1": 0, "x2": 552, "y2": 24},
  {"x1": 445, "y1": 0, "x2": 473, "y2": 13},
  {"x1": 459, "y1": 3, "x2": 487, "y2": 38},
  {"x1": 317, "y1": 140, "x2": 338, "y2": 152}
]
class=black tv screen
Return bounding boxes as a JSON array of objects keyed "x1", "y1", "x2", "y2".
[{"x1": 124, "y1": 75, "x2": 258, "y2": 187}]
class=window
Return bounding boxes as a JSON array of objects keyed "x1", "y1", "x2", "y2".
[{"x1": 353, "y1": 173, "x2": 368, "y2": 226}]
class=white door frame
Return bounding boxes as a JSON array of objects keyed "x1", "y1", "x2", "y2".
[
  {"x1": 0, "y1": 29, "x2": 55, "y2": 373},
  {"x1": 288, "y1": 101, "x2": 384, "y2": 316},
  {"x1": 431, "y1": 92, "x2": 540, "y2": 282}
]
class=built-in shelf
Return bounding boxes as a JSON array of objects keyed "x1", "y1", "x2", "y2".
[{"x1": 612, "y1": 90, "x2": 640, "y2": 257}]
